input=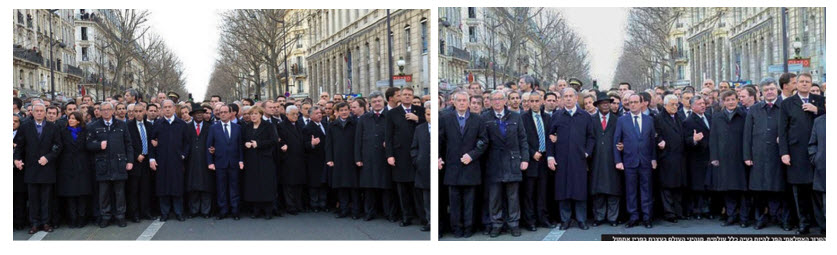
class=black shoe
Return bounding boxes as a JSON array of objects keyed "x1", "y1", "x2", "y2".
[
  {"x1": 143, "y1": 214, "x2": 157, "y2": 221},
  {"x1": 489, "y1": 228, "x2": 501, "y2": 238},
  {"x1": 453, "y1": 229, "x2": 464, "y2": 238},
  {"x1": 117, "y1": 219, "x2": 127, "y2": 227},
  {"x1": 98, "y1": 219, "x2": 110, "y2": 228},
  {"x1": 539, "y1": 222, "x2": 557, "y2": 229},
  {"x1": 624, "y1": 220, "x2": 638, "y2": 228},
  {"x1": 131, "y1": 216, "x2": 140, "y2": 223},
  {"x1": 265, "y1": 214, "x2": 272, "y2": 220},
  {"x1": 312, "y1": 208, "x2": 320, "y2": 213},
  {"x1": 706, "y1": 214, "x2": 715, "y2": 220},
  {"x1": 754, "y1": 221, "x2": 766, "y2": 230},
  {"x1": 464, "y1": 229, "x2": 474, "y2": 238},
  {"x1": 287, "y1": 210, "x2": 298, "y2": 216},
  {"x1": 740, "y1": 221, "x2": 751, "y2": 228},
  {"x1": 399, "y1": 221, "x2": 412, "y2": 227},
  {"x1": 797, "y1": 226, "x2": 810, "y2": 235},
  {"x1": 364, "y1": 215, "x2": 374, "y2": 221},
  {"x1": 510, "y1": 227, "x2": 522, "y2": 237},
  {"x1": 421, "y1": 224, "x2": 430, "y2": 232},
  {"x1": 526, "y1": 225, "x2": 537, "y2": 231},
  {"x1": 233, "y1": 215, "x2": 241, "y2": 221},
  {"x1": 559, "y1": 221, "x2": 571, "y2": 230},
  {"x1": 216, "y1": 214, "x2": 227, "y2": 220},
  {"x1": 664, "y1": 217, "x2": 678, "y2": 223},
  {"x1": 336, "y1": 213, "x2": 348, "y2": 219},
  {"x1": 782, "y1": 223, "x2": 794, "y2": 231},
  {"x1": 160, "y1": 215, "x2": 169, "y2": 222},
  {"x1": 176, "y1": 215, "x2": 185, "y2": 222},
  {"x1": 610, "y1": 221, "x2": 619, "y2": 227},
  {"x1": 643, "y1": 221, "x2": 653, "y2": 228},
  {"x1": 578, "y1": 222, "x2": 589, "y2": 230},
  {"x1": 591, "y1": 220, "x2": 601, "y2": 227},
  {"x1": 202, "y1": 214, "x2": 210, "y2": 219},
  {"x1": 721, "y1": 220, "x2": 736, "y2": 227},
  {"x1": 482, "y1": 226, "x2": 491, "y2": 236},
  {"x1": 186, "y1": 214, "x2": 194, "y2": 219},
  {"x1": 694, "y1": 214, "x2": 703, "y2": 220}
]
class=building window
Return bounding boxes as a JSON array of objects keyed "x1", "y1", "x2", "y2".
[
  {"x1": 296, "y1": 33, "x2": 302, "y2": 48},
  {"x1": 420, "y1": 18, "x2": 427, "y2": 54},
  {"x1": 676, "y1": 37, "x2": 683, "y2": 58},
  {"x1": 81, "y1": 47, "x2": 89, "y2": 61},
  {"x1": 678, "y1": 65, "x2": 685, "y2": 80},
  {"x1": 468, "y1": 26, "x2": 477, "y2": 43},
  {"x1": 468, "y1": 7, "x2": 476, "y2": 19},
  {"x1": 404, "y1": 25, "x2": 411, "y2": 54},
  {"x1": 81, "y1": 27, "x2": 88, "y2": 41}
]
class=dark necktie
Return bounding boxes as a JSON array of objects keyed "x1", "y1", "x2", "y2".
[
  {"x1": 36, "y1": 123, "x2": 42, "y2": 137},
  {"x1": 405, "y1": 108, "x2": 411, "y2": 114},
  {"x1": 458, "y1": 116, "x2": 465, "y2": 133},
  {"x1": 375, "y1": 112, "x2": 381, "y2": 118},
  {"x1": 633, "y1": 116, "x2": 640, "y2": 136},
  {"x1": 223, "y1": 123, "x2": 230, "y2": 139},
  {"x1": 803, "y1": 98, "x2": 810, "y2": 104}
]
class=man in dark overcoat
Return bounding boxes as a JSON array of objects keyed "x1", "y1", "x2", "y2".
[
  {"x1": 588, "y1": 92, "x2": 622, "y2": 227},
  {"x1": 278, "y1": 105, "x2": 306, "y2": 215},
  {"x1": 808, "y1": 114, "x2": 826, "y2": 235},
  {"x1": 411, "y1": 102, "x2": 432, "y2": 232},
  {"x1": 185, "y1": 106, "x2": 213, "y2": 218},
  {"x1": 86, "y1": 102, "x2": 134, "y2": 228},
  {"x1": 14, "y1": 103, "x2": 63, "y2": 234},
  {"x1": 149, "y1": 100, "x2": 191, "y2": 222},
  {"x1": 709, "y1": 91, "x2": 750, "y2": 228},
  {"x1": 355, "y1": 92, "x2": 396, "y2": 221},
  {"x1": 654, "y1": 94, "x2": 687, "y2": 223},
  {"x1": 385, "y1": 87, "x2": 426, "y2": 226}
]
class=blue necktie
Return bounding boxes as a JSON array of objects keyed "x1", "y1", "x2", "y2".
[
  {"x1": 458, "y1": 116, "x2": 465, "y2": 134},
  {"x1": 803, "y1": 98, "x2": 810, "y2": 104},
  {"x1": 633, "y1": 116, "x2": 641, "y2": 136},
  {"x1": 36, "y1": 123, "x2": 42, "y2": 137},
  {"x1": 535, "y1": 114, "x2": 545, "y2": 151},
  {"x1": 139, "y1": 123, "x2": 148, "y2": 155},
  {"x1": 224, "y1": 124, "x2": 230, "y2": 139}
]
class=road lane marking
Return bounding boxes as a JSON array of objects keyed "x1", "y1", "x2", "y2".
[
  {"x1": 541, "y1": 228, "x2": 566, "y2": 241},
  {"x1": 28, "y1": 231, "x2": 48, "y2": 241},
  {"x1": 137, "y1": 219, "x2": 165, "y2": 241}
]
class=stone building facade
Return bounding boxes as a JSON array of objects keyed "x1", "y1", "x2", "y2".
[{"x1": 13, "y1": 9, "x2": 82, "y2": 100}]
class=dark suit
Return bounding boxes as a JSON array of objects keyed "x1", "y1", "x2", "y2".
[
  {"x1": 743, "y1": 100, "x2": 787, "y2": 225},
  {"x1": 206, "y1": 121, "x2": 244, "y2": 216},
  {"x1": 807, "y1": 114, "x2": 825, "y2": 231},
  {"x1": 683, "y1": 113, "x2": 712, "y2": 215},
  {"x1": 385, "y1": 105, "x2": 426, "y2": 224},
  {"x1": 354, "y1": 110, "x2": 396, "y2": 219},
  {"x1": 411, "y1": 122, "x2": 431, "y2": 228},
  {"x1": 149, "y1": 117, "x2": 191, "y2": 218},
  {"x1": 547, "y1": 108, "x2": 595, "y2": 224},
  {"x1": 481, "y1": 109, "x2": 528, "y2": 230},
  {"x1": 439, "y1": 110, "x2": 487, "y2": 234},
  {"x1": 614, "y1": 113, "x2": 656, "y2": 222},
  {"x1": 520, "y1": 110, "x2": 552, "y2": 227},
  {"x1": 14, "y1": 119, "x2": 63, "y2": 227},
  {"x1": 127, "y1": 119, "x2": 154, "y2": 219},
  {"x1": 654, "y1": 112, "x2": 687, "y2": 220},
  {"x1": 589, "y1": 112, "x2": 621, "y2": 223},
  {"x1": 303, "y1": 121, "x2": 328, "y2": 210},
  {"x1": 778, "y1": 94, "x2": 825, "y2": 229}
]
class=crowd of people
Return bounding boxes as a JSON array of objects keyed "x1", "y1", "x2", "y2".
[
  {"x1": 438, "y1": 73, "x2": 826, "y2": 238},
  {"x1": 13, "y1": 87, "x2": 431, "y2": 235}
]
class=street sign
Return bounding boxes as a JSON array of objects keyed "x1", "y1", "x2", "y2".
[
  {"x1": 376, "y1": 79, "x2": 406, "y2": 87},
  {"x1": 789, "y1": 64, "x2": 804, "y2": 72},
  {"x1": 768, "y1": 64, "x2": 785, "y2": 73},
  {"x1": 788, "y1": 58, "x2": 811, "y2": 67},
  {"x1": 393, "y1": 75, "x2": 412, "y2": 82}
]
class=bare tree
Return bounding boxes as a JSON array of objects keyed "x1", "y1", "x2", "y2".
[{"x1": 94, "y1": 9, "x2": 152, "y2": 90}]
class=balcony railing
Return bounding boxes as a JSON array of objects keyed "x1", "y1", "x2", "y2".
[
  {"x1": 66, "y1": 64, "x2": 83, "y2": 77},
  {"x1": 292, "y1": 66, "x2": 306, "y2": 75},
  {"x1": 447, "y1": 46, "x2": 470, "y2": 62},
  {"x1": 13, "y1": 47, "x2": 44, "y2": 64}
]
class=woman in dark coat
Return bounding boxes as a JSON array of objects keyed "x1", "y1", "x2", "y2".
[
  {"x1": 57, "y1": 112, "x2": 93, "y2": 228},
  {"x1": 241, "y1": 106, "x2": 279, "y2": 219},
  {"x1": 278, "y1": 107, "x2": 306, "y2": 214},
  {"x1": 709, "y1": 93, "x2": 749, "y2": 227},
  {"x1": 325, "y1": 103, "x2": 360, "y2": 218}
]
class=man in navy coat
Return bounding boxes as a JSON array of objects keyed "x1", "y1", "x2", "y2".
[
  {"x1": 614, "y1": 94, "x2": 658, "y2": 228},
  {"x1": 206, "y1": 104, "x2": 245, "y2": 220}
]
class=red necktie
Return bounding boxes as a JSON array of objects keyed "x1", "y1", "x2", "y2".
[
  {"x1": 196, "y1": 123, "x2": 201, "y2": 136},
  {"x1": 601, "y1": 116, "x2": 607, "y2": 130}
]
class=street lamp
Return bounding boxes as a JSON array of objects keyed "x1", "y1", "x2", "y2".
[
  {"x1": 792, "y1": 37, "x2": 803, "y2": 59},
  {"x1": 397, "y1": 56, "x2": 406, "y2": 75},
  {"x1": 47, "y1": 9, "x2": 67, "y2": 100}
]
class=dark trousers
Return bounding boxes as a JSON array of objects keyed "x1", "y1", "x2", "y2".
[
  {"x1": 99, "y1": 181, "x2": 127, "y2": 221},
  {"x1": 792, "y1": 184, "x2": 814, "y2": 228},
  {"x1": 592, "y1": 194, "x2": 620, "y2": 222},
  {"x1": 127, "y1": 172, "x2": 153, "y2": 218},
  {"x1": 812, "y1": 190, "x2": 825, "y2": 230},
  {"x1": 661, "y1": 188, "x2": 683, "y2": 218},
  {"x1": 64, "y1": 196, "x2": 88, "y2": 222},
  {"x1": 753, "y1": 191, "x2": 783, "y2": 224},
  {"x1": 309, "y1": 186, "x2": 328, "y2": 209},
  {"x1": 690, "y1": 191, "x2": 711, "y2": 215},
  {"x1": 395, "y1": 181, "x2": 417, "y2": 223},
  {"x1": 625, "y1": 167, "x2": 653, "y2": 221},
  {"x1": 159, "y1": 195, "x2": 184, "y2": 217},
  {"x1": 188, "y1": 190, "x2": 212, "y2": 215},
  {"x1": 283, "y1": 184, "x2": 304, "y2": 213},
  {"x1": 559, "y1": 199, "x2": 587, "y2": 223},
  {"x1": 27, "y1": 184, "x2": 52, "y2": 226},
  {"x1": 363, "y1": 188, "x2": 396, "y2": 219},
  {"x1": 419, "y1": 188, "x2": 430, "y2": 226},
  {"x1": 216, "y1": 167, "x2": 240, "y2": 215},
  {"x1": 487, "y1": 182, "x2": 520, "y2": 229},
  {"x1": 14, "y1": 191, "x2": 26, "y2": 227},
  {"x1": 337, "y1": 188, "x2": 361, "y2": 216},
  {"x1": 723, "y1": 191, "x2": 751, "y2": 223},
  {"x1": 449, "y1": 185, "x2": 476, "y2": 231},
  {"x1": 521, "y1": 176, "x2": 549, "y2": 227}
]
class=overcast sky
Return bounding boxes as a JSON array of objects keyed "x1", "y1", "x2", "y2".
[
  {"x1": 558, "y1": 7, "x2": 629, "y2": 90},
  {"x1": 147, "y1": 9, "x2": 220, "y2": 101}
]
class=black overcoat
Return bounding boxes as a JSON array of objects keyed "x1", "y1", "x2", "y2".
[
  {"x1": 480, "y1": 109, "x2": 528, "y2": 184},
  {"x1": 589, "y1": 112, "x2": 622, "y2": 196},
  {"x1": 325, "y1": 118, "x2": 359, "y2": 188},
  {"x1": 303, "y1": 121, "x2": 328, "y2": 186},
  {"x1": 778, "y1": 94, "x2": 825, "y2": 184},
  {"x1": 57, "y1": 127, "x2": 93, "y2": 196},
  {"x1": 278, "y1": 120, "x2": 306, "y2": 185},
  {"x1": 546, "y1": 109, "x2": 594, "y2": 201},
  {"x1": 743, "y1": 101, "x2": 785, "y2": 191},
  {"x1": 185, "y1": 121, "x2": 214, "y2": 192},
  {"x1": 654, "y1": 112, "x2": 687, "y2": 188},
  {"x1": 439, "y1": 111, "x2": 487, "y2": 186},
  {"x1": 242, "y1": 122, "x2": 278, "y2": 202},
  {"x1": 14, "y1": 120, "x2": 62, "y2": 184},
  {"x1": 411, "y1": 122, "x2": 431, "y2": 189},
  {"x1": 354, "y1": 111, "x2": 392, "y2": 189},
  {"x1": 149, "y1": 117, "x2": 191, "y2": 196},
  {"x1": 385, "y1": 105, "x2": 426, "y2": 182},
  {"x1": 708, "y1": 108, "x2": 748, "y2": 191}
]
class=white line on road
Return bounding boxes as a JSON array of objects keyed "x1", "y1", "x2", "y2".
[
  {"x1": 137, "y1": 219, "x2": 165, "y2": 241},
  {"x1": 541, "y1": 228, "x2": 566, "y2": 241},
  {"x1": 28, "y1": 231, "x2": 48, "y2": 241}
]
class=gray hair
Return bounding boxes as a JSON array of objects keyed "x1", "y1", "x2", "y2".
[
  {"x1": 521, "y1": 92, "x2": 531, "y2": 100},
  {"x1": 561, "y1": 87, "x2": 577, "y2": 96},
  {"x1": 663, "y1": 94, "x2": 679, "y2": 105},
  {"x1": 490, "y1": 90, "x2": 507, "y2": 100},
  {"x1": 690, "y1": 95, "x2": 705, "y2": 106},
  {"x1": 286, "y1": 105, "x2": 299, "y2": 113},
  {"x1": 161, "y1": 99, "x2": 174, "y2": 107},
  {"x1": 32, "y1": 103, "x2": 46, "y2": 111},
  {"x1": 424, "y1": 100, "x2": 432, "y2": 110},
  {"x1": 309, "y1": 105, "x2": 322, "y2": 115},
  {"x1": 520, "y1": 74, "x2": 535, "y2": 85},
  {"x1": 452, "y1": 90, "x2": 470, "y2": 101},
  {"x1": 101, "y1": 102, "x2": 115, "y2": 110},
  {"x1": 759, "y1": 77, "x2": 777, "y2": 88},
  {"x1": 369, "y1": 91, "x2": 384, "y2": 100},
  {"x1": 125, "y1": 88, "x2": 139, "y2": 99}
]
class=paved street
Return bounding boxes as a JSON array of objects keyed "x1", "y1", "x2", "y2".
[
  {"x1": 13, "y1": 212, "x2": 429, "y2": 241},
  {"x1": 440, "y1": 218, "x2": 823, "y2": 241}
]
